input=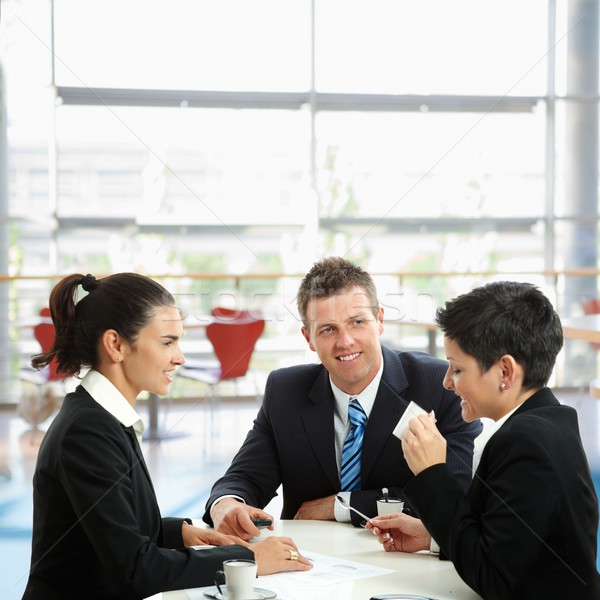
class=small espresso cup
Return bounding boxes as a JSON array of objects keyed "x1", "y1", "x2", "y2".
[
  {"x1": 214, "y1": 558, "x2": 257, "y2": 600},
  {"x1": 376, "y1": 497, "x2": 404, "y2": 516}
]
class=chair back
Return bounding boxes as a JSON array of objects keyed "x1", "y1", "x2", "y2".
[
  {"x1": 34, "y1": 308, "x2": 60, "y2": 381},
  {"x1": 211, "y1": 307, "x2": 254, "y2": 321},
  {"x1": 582, "y1": 299, "x2": 600, "y2": 315},
  {"x1": 205, "y1": 317, "x2": 265, "y2": 381}
]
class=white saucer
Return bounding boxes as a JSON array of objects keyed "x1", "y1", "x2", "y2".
[{"x1": 202, "y1": 586, "x2": 277, "y2": 599}]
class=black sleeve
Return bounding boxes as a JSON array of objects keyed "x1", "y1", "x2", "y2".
[{"x1": 60, "y1": 412, "x2": 254, "y2": 597}]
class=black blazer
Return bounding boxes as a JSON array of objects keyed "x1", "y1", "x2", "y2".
[
  {"x1": 23, "y1": 387, "x2": 252, "y2": 600},
  {"x1": 204, "y1": 345, "x2": 481, "y2": 524},
  {"x1": 405, "y1": 387, "x2": 600, "y2": 599}
]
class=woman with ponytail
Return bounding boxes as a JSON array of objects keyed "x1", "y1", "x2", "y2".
[{"x1": 23, "y1": 273, "x2": 310, "y2": 600}]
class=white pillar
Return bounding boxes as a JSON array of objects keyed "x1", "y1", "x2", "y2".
[
  {"x1": 564, "y1": 0, "x2": 599, "y2": 311},
  {"x1": 0, "y1": 64, "x2": 13, "y2": 402}
]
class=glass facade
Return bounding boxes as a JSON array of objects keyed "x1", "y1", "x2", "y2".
[{"x1": 1, "y1": 0, "x2": 600, "y2": 399}]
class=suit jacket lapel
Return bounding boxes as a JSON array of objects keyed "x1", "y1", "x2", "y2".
[
  {"x1": 122, "y1": 425, "x2": 156, "y2": 493},
  {"x1": 75, "y1": 386, "x2": 157, "y2": 494},
  {"x1": 362, "y1": 347, "x2": 409, "y2": 480},
  {"x1": 301, "y1": 368, "x2": 340, "y2": 490}
]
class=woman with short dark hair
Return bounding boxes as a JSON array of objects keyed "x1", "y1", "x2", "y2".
[{"x1": 369, "y1": 281, "x2": 600, "y2": 599}]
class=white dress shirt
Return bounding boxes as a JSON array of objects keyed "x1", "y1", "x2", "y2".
[
  {"x1": 81, "y1": 369, "x2": 145, "y2": 447},
  {"x1": 332, "y1": 359, "x2": 384, "y2": 522},
  {"x1": 472, "y1": 404, "x2": 522, "y2": 475},
  {"x1": 212, "y1": 359, "x2": 385, "y2": 522}
]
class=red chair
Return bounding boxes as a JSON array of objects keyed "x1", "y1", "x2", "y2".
[
  {"x1": 18, "y1": 308, "x2": 64, "y2": 430},
  {"x1": 35, "y1": 308, "x2": 61, "y2": 380},
  {"x1": 177, "y1": 311, "x2": 266, "y2": 404},
  {"x1": 210, "y1": 306, "x2": 255, "y2": 321}
]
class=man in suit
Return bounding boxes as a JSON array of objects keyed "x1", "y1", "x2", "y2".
[{"x1": 203, "y1": 257, "x2": 481, "y2": 539}]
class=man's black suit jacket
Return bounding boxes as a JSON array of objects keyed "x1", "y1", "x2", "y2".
[
  {"x1": 405, "y1": 387, "x2": 600, "y2": 599},
  {"x1": 204, "y1": 345, "x2": 481, "y2": 524},
  {"x1": 23, "y1": 387, "x2": 252, "y2": 600}
]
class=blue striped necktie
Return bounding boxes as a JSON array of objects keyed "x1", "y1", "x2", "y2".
[{"x1": 341, "y1": 398, "x2": 367, "y2": 491}]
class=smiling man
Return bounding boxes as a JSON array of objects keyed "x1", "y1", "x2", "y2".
[{"x1": 203, "y1": 257, "x2": 481, "y2": 539}]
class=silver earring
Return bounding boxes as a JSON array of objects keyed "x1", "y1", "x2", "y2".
[{"x1": 500, "y1": 382, "x2": 506, "y2": 390}]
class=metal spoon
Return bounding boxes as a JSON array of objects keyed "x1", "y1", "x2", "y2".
[{"x1": 335, "y1": 495, "x2": 373, "y2": 522}]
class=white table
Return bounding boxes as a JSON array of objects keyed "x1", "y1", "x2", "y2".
[{"x1": 162, "y1": 520, "x2": 481, "y2": 600}]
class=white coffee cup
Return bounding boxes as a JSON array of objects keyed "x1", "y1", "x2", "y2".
[
  {"x1": 214, "y1": 558, "x2": 257, "y2": 600},
  {"x1": 376, "y1": 497, "x2": 404, "y2": 516}
]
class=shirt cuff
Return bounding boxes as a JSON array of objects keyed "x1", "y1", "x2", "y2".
[
  {"x1": 430, "y1": 537, "x2": 440, "y2": 555},
  {"x1": 210, "y1": 494, "x2": 246, "y2": 514},
  {"x1": 334, "y1": 491, "x2": 352, "y2": 522}
]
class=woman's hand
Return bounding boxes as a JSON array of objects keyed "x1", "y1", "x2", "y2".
[
  {"x1": 366, "y1": 512, "x2": 431, "y2": 553},
  {"x1": 402, "y1": 412, "x2": 446, "y2": 475},
  {"x1": 252, "y1": 536, "x2": 313, "y2": 575},
  {"x1": 182, "y1": 522, "x2": 249, "y2": 548}
]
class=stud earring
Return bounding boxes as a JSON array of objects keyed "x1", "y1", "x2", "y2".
[{"x1": 500, "y1": 382, "x2": 506, "y2": 390}]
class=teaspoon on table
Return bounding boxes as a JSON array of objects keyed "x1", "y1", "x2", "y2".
[{"x1": 335, "y1": 495, "x2": 373, "y2": 523}]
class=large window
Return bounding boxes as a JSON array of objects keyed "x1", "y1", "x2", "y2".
[
  {"x1": 53, "y1": 0, "x2": 311, "y2": 91},
  {"x1": 2, "y1": 0, "x2": 600, "y2": 394},
  {"x1": 315, "y1": 0, "x2": 548, "y2": 95},
  {"x1": 7, "y1": 0, "x2": 589, "y2": 270},
  {"x1": 316, "y1": 109, "x2": 546, "y2": 219}
]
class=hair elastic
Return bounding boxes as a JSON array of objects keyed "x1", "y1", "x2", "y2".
[{"x1": 81, "y1": 273, "x2": 98, "y2": 292}]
